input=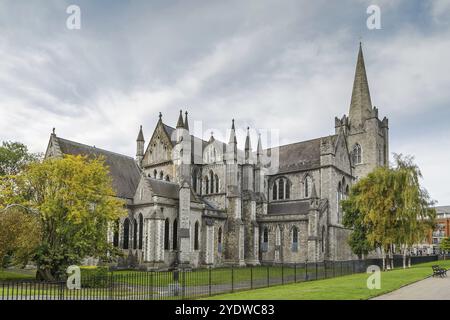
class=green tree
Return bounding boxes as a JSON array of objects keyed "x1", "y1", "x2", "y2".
[
  {"x1": 0, "y1": 154, "x2": 126, "y2": 280},
  {"x1": 0, "y1": 141, "x2": 41, "y2": 176},
  {"x1": 342, "y1": 154, "x2": 435, "y2": 270},
  {"x1": 0, "y1": 207, "x2": 41, "y2": 268},
  {"x1": 439, "y1": 237, "x2": 450, "y2": 260}
]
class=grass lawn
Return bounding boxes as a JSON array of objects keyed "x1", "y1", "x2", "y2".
[
  {"x1": 0, "y1": 269, "x2": 36, "y2": 281},
  {"x1": 203, "y1": 260, "x2": 450, "y2": 300}
]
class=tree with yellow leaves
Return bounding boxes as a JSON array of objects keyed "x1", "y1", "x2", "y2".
[{"x1": 0, "y1": 155, "x2": 127, "y2": 280}]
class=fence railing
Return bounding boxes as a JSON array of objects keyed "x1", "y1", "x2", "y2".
[{"x1": 0, "y1": 255, "x2": 437, "y2": 300}]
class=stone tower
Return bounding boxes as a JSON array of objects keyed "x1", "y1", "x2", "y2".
[{"x1": 336, "y1": 43, "x2": 389, "y2": 180}]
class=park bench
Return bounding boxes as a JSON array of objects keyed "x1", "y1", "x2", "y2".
[{"x1": 431, "y1": 265, "x2": 447, "y2": 277}]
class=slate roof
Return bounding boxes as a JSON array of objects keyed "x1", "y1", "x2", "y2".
[
  {"x1": 56, "y1": 137, "x2": 140, "y2": 199},
  {"x1": 268, "y1": 201, "x2": 310, "y2": 215},
  {"x1": 144, "y1": 177, "x2": 201, "y2": 202}
]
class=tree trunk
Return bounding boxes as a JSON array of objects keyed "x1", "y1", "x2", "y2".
[
  {"x1": 390, "y1": 244, "x2": 395, "y2": 270},
  {"x1": 36, "y1": 267, "x2": 56, "y2": 281},
  {"x1": 403, "y1": 246, "x2": 407, "y2": 269},
  {"x1": 381, "y1": 247, "x2": 386, "y2": 271}
]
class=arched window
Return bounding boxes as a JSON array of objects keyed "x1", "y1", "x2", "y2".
[
  {"x1": 352, "y1": 144, "x2": 362, "y2": 165},
  {"x1": 113, "y1": 219, "x2": 119, "y2": 247},
  {"x1": 153, "y1": 169, "x2": 157, "y2": 178},
  {"x1": 194, "y1": 221, "x2": 199, "y2": 250},
  {"x1": 209, "y1": 171, "x2": 214, "y2": 194},
  {"x1": 173, "y1": 219, "x2": 178, "y2": 250},
  {"x1": 304, "y1": 175, "x2": 312, "y2": 198},
  {"x1": 321, "y1": 226, "x2": 326, "y2": 252},
  {"x1": 192, "y1": 168, "x2": 198, "y2": 192},
  {"x1": 278, "y1": 179, "x2": 284, "y2": 200},
  {"x1": 164, "y1": 218, "x2": 170, "y2": 250},
  {"x1": 123, "y1": 218, "x2": 130, "y2": 249},
  {"x1": 272, "y1": 177, "x2": 291, "y2": 200},
  {"x1": 218, "y1": 227, "x2": 223, "y2": 253},
  {"x1": 133, "y1": 218, "x2": 138, "y2": 249},
  {"x1": 337, "y1": 181, "x2": 342, "y2": 222},
  {"x1": 292, "y1": 226, "x2": 298, "y2": 252},
  {"x1": 205, "y1": 176, "x2": 209, "y2": 194},
  {"x1": 262, "y1": 227, "x2": 268, "y2": 252},
  {"x1": 159, "y1": 171, "x2": 164, "y2": 180},
  {"x1": 138, "y1": 214, "x2": 143, "y2": 250},
  {"x1": 272, "y1": 182, "x2": 278, "y2": 200},
  {"x1": 165, "y1": 175, "x2": 170, "y2": 181},
  {"x1": 215, "y1": 174, "x2": 219, "y2": 193}
]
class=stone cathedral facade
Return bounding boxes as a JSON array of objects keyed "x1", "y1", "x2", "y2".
[{"x1": 45, "y1": 44, "x2": 389, "y2": 269}]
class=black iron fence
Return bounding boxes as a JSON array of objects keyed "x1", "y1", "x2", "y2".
[{"x1": 0, "y1": 255, "x2": 438, "y2": 300}]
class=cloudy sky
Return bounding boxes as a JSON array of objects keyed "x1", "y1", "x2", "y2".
[{"x1": 0, "y1": 0, "x2": 449, "y2": 204}]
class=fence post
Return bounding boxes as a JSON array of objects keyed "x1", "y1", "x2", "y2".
[
  {"x1": 150, "y1": 271, "x2": 154, "y2": 301},
  {"x1": 209, "y1": 267, "x2": 212, "y2": 296},
  {"x1": 231, "y1": 267, "x2": 234, "y2": 293},
  {"x1": 251, "y1": 267, "x2": 253, "y2": 289},
  {"x1": 315, "y1": 262, "x2": 318, "y2": 280},
  {"x1": 109, "y1": 271, "x2": 113, "y2": 300},
  {"x1": 294, "y1": 263, "x2": 297, "y2": 282},
  {"x1": 59, "y1": 281, "x2": 65, "y2": 300},
  {"x1": 333, "y1": 261, "x2": 336, "y2": 278},
  {"x1": 281, "y1": 263, "x2": 284, "y2": 285},
  {"x1": 267, "y1": 266, "x2": 270, "y2": 287},
  {"x1": 305, "y1": 261, "x2": 308, "y2": 281}
]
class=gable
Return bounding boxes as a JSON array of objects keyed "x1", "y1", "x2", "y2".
[{"x1": 143, "y1": 121, "x2": 174, "y2": 167}]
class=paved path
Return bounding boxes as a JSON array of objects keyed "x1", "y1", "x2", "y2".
[{"x1": 372, "y1": 276, "x2": 450, "y2": 300}]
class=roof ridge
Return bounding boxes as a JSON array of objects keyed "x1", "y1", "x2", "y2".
[
  {"x1": 57, "y1": 137, "x2": 134, "y2": 160},
  {"x1": 267, "y1": 135, "x2": 336, "y2": 150}
]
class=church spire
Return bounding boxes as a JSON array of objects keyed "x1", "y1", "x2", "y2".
[
  {"x1": 136, "y1": 125, "x2": 144, "y2": 142},
  {"x1": 349, "y1": 43, "x2": 372, "y2": 128},
  {"x1": 245, "y1": 127, "x2": 251, "y2": 162},
  {"x1": 176, "y1": 110, "x2": 184, "y2": 128},
  {"x1": 228, "y1": 119, "x2": 237, "y2": 144},
  {"x1": 184, "y1": 111, "x2": 189, "y2": 131},
  {"x1": 256, "y1": 133, "x2": 263, "y2": 165},
  {"x1": 227, "y1": 119, "x2": 237, "y2": 163}
]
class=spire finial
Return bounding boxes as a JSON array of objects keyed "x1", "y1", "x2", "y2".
[
  {"x1": 137, "y1": 125, "x2": 145, "y2": 141},
  {"x1": 184, "y1": 110, "x2": 189, "y2": 131},
  {"x1": 52, "y1": 127, "x2": 55, "y2": 135},
  {"x1": 231, "y1": 119, "x2": 235, "y2": 130},
  {"x1": 159, "y1": 112, "x2": 162, "y2": 120}
]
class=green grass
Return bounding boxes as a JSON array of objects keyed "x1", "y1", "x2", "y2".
[
  {"x1": 203, "y1": 260, "x2": 450, "y2": 300},
  {"x1": 0, "y1": 269, "x2": 36, "y2": 281}
]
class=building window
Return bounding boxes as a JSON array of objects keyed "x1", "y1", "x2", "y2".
[
  {"x1": 292, "y1": 226, "x2": 298, "y2": 252},
  {"x1": 272, "y1": 177, "x2": 291, "y2": 200},
  {"x1": 304, "y1": 175, "x2": 313, "y2": 198},
  {"x1": 153, "y1": 169, "x2": 157, "y2": 178},
  {"x1": 209, "y1": 171, "x2": 214, "y2": 194},
  {"x1": 205, "y1": 176, "x2": 209, "y2": 194},
  {"x1": 113, "y1": 219, "x2": 119, "y2": 247},
  {"x1": 165, "y1": 175, "x2": 170, "y2": 182},
  {"x1": 159, "y1": 171, "x2": 164, "y2": 180},
  {"x1": 164, "y1": 218, "x2": 170, "y2": 250},
  {"x1": 218, "y1": 227, "x2": 222, "y2": 253},
  {"x1": 123, "y1": 218, "x2": 130, "y2": 249},
  {"x1": 262, "y1": 227, "x2": 268, "y2": 252},
  {"x1": 215, "y1": 174, "x2": 219, "y2": 193},
  {"x1": 173, "y1": 219, "x2": 178, "y2": 250},
  {"x1": 194, "y1": 221, "x2": 199, "y2": 250},
  {"x1": 133, "y1": 218, "x2": 138, "y2": 249},
  {"x1": 138, "y1": 214, "x2": 143, "y2": 250},
  {"x1": 352, "y1": 144, "x2": 362, "y2": 165}
]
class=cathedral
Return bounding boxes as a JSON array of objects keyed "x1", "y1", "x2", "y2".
[{"x1": 45, "y1": 44, "x2": 389, "y2": 269}]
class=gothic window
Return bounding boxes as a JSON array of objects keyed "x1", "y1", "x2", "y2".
[
  {"x1": 153, "y1": 169, "x2": 157, "y2": 178},
  {"x1": 164, "y1": 218, "x2": 170, "y2": 250},
  {"x1": 215, "y1": 174, "x2": 219, "y2": 193},
  {"x1": 192, "y1": 168, "x2": 198, "y2": 192},
  {"x1": 272, "y1": 182, "x2": 278, "y2": 200},
  {"x1": 209, "y1": 171, "x2": 214, "y2": 194},
  {"x1": 133, "y1": 218, "x2": 138, "y2": 249},
  {"x1": 205, "y1": 176, "x2": 209, "y2": 194},
  {"x1": 352, "y1": 144, "x2": 362, "y2": 165},
  {"x1": 218, "y1": 227, "x2": 223, "y2": 253},
  {"x1": 113, "y1": 219, "x2": 119, "y2": 247},
  {"x1": 278, "y1": 179, "x2": 284, "y2": 200},
  {"x1": 194, "y1": 221, "x2": 199, "y2": 250},
  {"x1": 262, "y1": 227, "x2": 268, "y2": 252},
  {"x1": 159, "y1": 171, "x2": 164, "y2": 180},
  {"x1": 272, "y1": 177, "x2": 291, "y2": 200},
  {"x1": 123, "y1": 218, "x2": 130, "y2": 249},
  {"x1": 337, "y1": 181, "x2": 342, "y2": 222},
  {"x1": 172, "y1": 219, "x2": 178, "y2": 250},
  {"x1": 138, "y1": 214, "x2": 143, "y2": 250},
  {"x1": 292, "y1": 226, "x2": 298, "y2": 252},
  {"x1": 304, "y1": 175, "x2": 312, "y2": 198},
  {"x1": 165, "y1": 175, "x2": 170, "y2": 182}
]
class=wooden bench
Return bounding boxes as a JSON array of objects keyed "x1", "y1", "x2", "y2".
[{"x1": 432, "y1": 265, "x2": 447, "y2": 277}]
